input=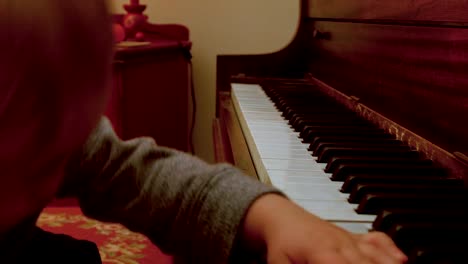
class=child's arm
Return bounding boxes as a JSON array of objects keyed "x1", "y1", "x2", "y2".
[
  {"x1": 61, "y1": 116, "x2": 406, "y2": 264},
  {"x1": 61, "y1": 116, "x2": 282, "y2": 263}
]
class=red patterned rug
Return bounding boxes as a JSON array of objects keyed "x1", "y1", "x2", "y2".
[{"x1": 38, "y1": 203, "x2": 173, "y2": 264}]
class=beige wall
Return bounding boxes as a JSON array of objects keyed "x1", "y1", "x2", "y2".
[{"x1": 111, "y1": 0, "x2": 300, "y2": 162}]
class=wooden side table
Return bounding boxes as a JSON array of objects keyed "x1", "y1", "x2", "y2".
[{"x1": 106, "y1": 19, "x2": 193, "y2": 152}]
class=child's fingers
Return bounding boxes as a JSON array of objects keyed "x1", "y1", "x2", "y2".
[
  {"x1": 358, "y1": 240, "x2": 406, "y2": 264},
  {"x1": 267, "y1": 252, "x2": 291, "y2": 264},
  {"x1": 358, "y1": 232, "x2": 408, "y2": 262}
]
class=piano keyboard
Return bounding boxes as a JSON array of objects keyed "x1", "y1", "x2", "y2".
[
  {"x1": 231, "y1": 83, "x2": 375, "y2": 233},
  {"x1": 230, "y1": 82, "x2": 468, "y2": 256}
]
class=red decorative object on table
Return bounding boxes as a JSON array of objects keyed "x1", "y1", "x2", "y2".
[
  {"x1": 122, "y1": 0, "x2": 148, "y2": 41},
  {"x1": 112, "y1": 23, "x2": 126, "y2": 43}
]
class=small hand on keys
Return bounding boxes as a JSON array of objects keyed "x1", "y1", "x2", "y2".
[{"x1": 243, "y1": 194, "x2": 407, "y2": 264}]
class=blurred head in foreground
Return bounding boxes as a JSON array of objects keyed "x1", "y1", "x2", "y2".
[{"x1": 0, "y1": 0, "x2": 113, "y2": 233}]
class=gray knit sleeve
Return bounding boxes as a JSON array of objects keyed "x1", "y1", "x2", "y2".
[{"x1": 61, "y1": 117, "x2": 281, "y2": 263}]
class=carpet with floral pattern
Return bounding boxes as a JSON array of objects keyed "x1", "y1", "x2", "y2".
[{"x1": 37, "y1": 205, "x2": 173, "y2": 264}]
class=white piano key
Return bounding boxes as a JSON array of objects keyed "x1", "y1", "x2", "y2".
[
  {"x1": 248, "y1": 123, "x2": 296, "y2": 130},
  {"x1": 257, "y1": 151, "x2": 313, "y2": 160},
  {"x1": 283, "y1": 183, "x2": 348, "y2": 201},
  {"x1": 254, "y1": 137, "x2": 307, "y2": 144},
  {"x1": 243, "y1": 113, "x2": 286, "y2": 121},
  {"x1": 237, "y1": 104, "x2": 276, "y2": 110},
  {"x1": 334, "y1": 222, "x2": 372, "y2": 234},
  {"x1": 267, "y1": 171, "x2": 341, "y2": 187},
  {"x1": 249, "y1": 127, "x2": 298, "y2": 134},
  {"x1": 255, "y1": 139, "x2": 309, "y2": 146},
  {"x1": 250, "y1": 131, "x2": 301, "y2": 140},
  {"x1": 267, "y1": 170, "x2": 336, "y2": 181},
  {"x1": 257, "y1": 148, "x2": 311, "y2": 156},
  {"x1": 252, "y1": 135, "x2": 304, "y2": 143},
  {"x1": 248, "y1": 123, "x2": 295, "y2": 129},
  {"x1": 249, "y1": 124, "x2": 298, "y2": 130},
  {"x1": 294, "y1": 200, "x2": 376, "y2": 222},
  {"x1": 262, "y1": 158, "x2": 327, "y2": 171}
]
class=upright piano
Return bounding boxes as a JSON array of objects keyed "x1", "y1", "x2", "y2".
[{"x1": 214, "y1": 1, "x2": 468, "y2": 263}]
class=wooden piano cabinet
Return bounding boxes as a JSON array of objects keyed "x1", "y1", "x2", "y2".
[
  {"x1": 105, "y1": 23, "x2": 192, "y2": 152},
  {"x1": 212, "y1": 118, "x2": 233, "y2": 164},
  {"x1": 217, "y1": 0, "x2": 468, "y2": 166},
  {"x1": 214, "y1": 0, "x2": 468, "y2": 262},
  {"x1": 213, "y1": 93, "x2": 258, "y2": 179}
]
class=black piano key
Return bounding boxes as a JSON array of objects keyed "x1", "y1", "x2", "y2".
[
  {"x1": 264, "y1": 89, "x2": 311, "y2": 99},
  {"x1": 348, "y1": 183, "x2": 467, "y2": 203},
  {"x1": 294, "y1": 117, "x2": 366, "y2": 125},
  {"x1": 388, "y1": 222, "x2": 468, "y2": 256},
  {"x1": 356, "y1": 193, "x2": 467, "y2": 214},
  {"x1": 276, "y1": 99, "x2": 337, "y2": 112},
  {"x1": 341, "y1": 174, "x2": 463, "y2": 193},
  {"x1": 331, "y1": 163, "x2": 446, "y2": 181},
  {"x1": 372, "y1": 208, "x2": 468, "y2": 233},
  {"x1": 285, "y1": 104, "x2": 351, "y2": 111},
  {"x1": 267, "y1": 86, "x2": 312, "y2": 94},
  {"x1": 283, "y1": 104, "x2": 351, "y2": 113},
  {"x1": 272, "y1": 91, "x2": 329, "y2": 99},
  {"x1": 313, "y1": 138, "x2": 404, "y2": 153},
  {"x1": 292, "y1": 119, "x2": 371, "y2": 133},
  {"x1": 283, "y1": 107, "x2": 340, "y2": 114},
  {"x1": 315, "y1": 141, "x2": 408, "y2": 157},
  {"x1": 284, "y1": 109, "x2": 354, "y2": 121},
  {"x1": 308, "y1": 136, "x2": 398, "y2": 152},
  {"x1": 274, "y1": 90, "x2": 329, "y2": 97},
  {"x1": 292, "y1": 116, "x2": 369, "y2": 132},
  {"x1": 279, "y1": 100, "x2": 339, "y2": 110},
  {"x1": 407, "y1": 245, "x2": 468, "y2": 264},
  {"x1": 301, "y1": 126, "x2": 387, "y2": 142},
  {"x1": 289, "y1": 111, "x2": 361, "y2": 122},
  {"x1": 318, "y1": 147, "x2": 416, "y2": 163},
  {"x1": 325, "y1": 156, "x2": 431, "y2": 173},
  {"x1": 299, "y1": 124, "x2": 385, "y2": 142},
  {"x1": 271, "y1": 88, "x2": 326, "y2": 96}
]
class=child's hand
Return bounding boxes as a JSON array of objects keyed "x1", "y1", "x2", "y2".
[{"x1": 242, "y1": 194, "x2": 407, "y2": 264}]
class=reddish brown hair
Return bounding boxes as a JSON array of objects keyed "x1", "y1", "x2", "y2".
[
  {"x1": 0, "y1": 0, "x2": 114, "y2": 159},
  {"x1": 0, "y1": 0, "x2": 114, "y2": 233}
]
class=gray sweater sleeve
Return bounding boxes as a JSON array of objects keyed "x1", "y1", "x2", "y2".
[{"x1": 61, "y1": 117, "x2": 281, "y2": 263}]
